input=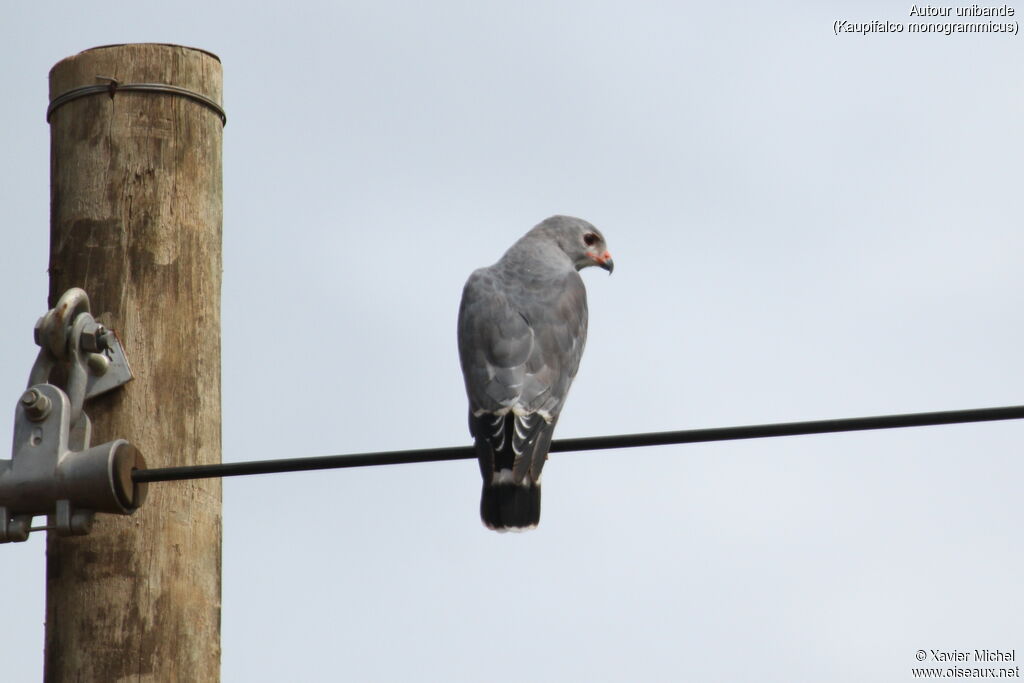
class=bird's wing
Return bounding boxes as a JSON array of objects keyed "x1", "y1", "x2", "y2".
[{"x1": 458, "y1": 266, "x2": 588, "y2": 416}]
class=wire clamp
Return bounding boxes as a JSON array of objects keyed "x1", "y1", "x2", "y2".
[{"x1": 0, "y1": 288, "x2": 147, "y2": 544}]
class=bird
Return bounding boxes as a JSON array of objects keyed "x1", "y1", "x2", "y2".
[{"x1": 457, "y1": 215, "x2": 613, "y2": 531}]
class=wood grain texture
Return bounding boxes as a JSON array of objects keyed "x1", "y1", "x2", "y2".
[{"x1": 46, "y1": 44, "x2": 223, "y2": 682}]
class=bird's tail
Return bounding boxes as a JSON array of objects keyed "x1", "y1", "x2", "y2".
[
  {"x1": 471, "y1": 411, "x2": 555, "y2": 531},
  {"x1": 480, "y1": 478, "x2": 541, "y2": 531}
]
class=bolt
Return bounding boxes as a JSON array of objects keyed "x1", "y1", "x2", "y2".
[
  {"x1": 80, "y1": 322, "x2": 109, "y2": 353},
  {"x1": 20, "y1": 388, "x2": 52, "y2": 422},
  {"x1": 87, "y1": 352, "x2": 111, "y2": 376},
  {"x1": 33, "y1": 316, "x2": 46, "y2": 347}
]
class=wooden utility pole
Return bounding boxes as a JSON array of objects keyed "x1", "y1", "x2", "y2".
[{"x1": 45, "y1": 44, "x2": 223, "y2": 681}]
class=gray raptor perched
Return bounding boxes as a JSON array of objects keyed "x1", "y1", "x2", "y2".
[{"x1": 457, "y1": 215, "x2": 613, "y2": 531}]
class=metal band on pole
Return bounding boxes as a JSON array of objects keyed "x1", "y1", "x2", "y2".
[{"x1": 47, "y1": 76, "x2": 227, "y2": 125}]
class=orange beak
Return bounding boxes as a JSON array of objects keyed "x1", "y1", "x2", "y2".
[{"x1": 594, "y1": 250, "x2": 614, "y2": 273}]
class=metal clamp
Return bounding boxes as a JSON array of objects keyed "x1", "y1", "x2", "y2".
[{"x1": 0, "y1": 288, "x2": 147, "y2": 543}]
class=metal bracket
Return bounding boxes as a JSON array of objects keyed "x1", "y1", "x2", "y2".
[{"x1": 0, "y1": 288, "x2": 147, "y2": 544}]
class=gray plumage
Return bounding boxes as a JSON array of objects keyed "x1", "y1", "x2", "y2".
[{"x1": 457, "y1": 215, "x2": 613, "y2": 530}]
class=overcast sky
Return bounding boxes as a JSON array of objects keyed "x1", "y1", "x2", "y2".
[{"x1": 1, "y1": 2, "x2": 1022, "y2": 682}]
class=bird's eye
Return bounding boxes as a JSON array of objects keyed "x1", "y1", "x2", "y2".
[{"x1": 583, "y1": 233, "x2": 598, "y2": 247}]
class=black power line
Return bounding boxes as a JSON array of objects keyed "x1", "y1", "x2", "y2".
[{"x1": 131, "y1": 404, "x2": 1024, "y2": 484}]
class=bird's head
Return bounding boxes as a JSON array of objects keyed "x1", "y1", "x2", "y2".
[{"x1": 536, "y1": 215, "x2": 614, "y2": 274}]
